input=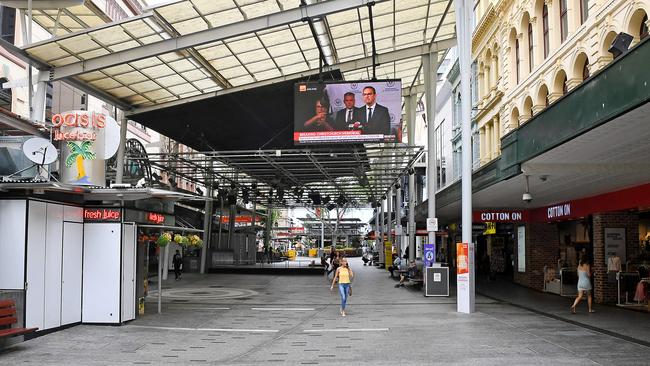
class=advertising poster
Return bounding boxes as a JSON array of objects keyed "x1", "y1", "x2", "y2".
[
  {"x1": 424, "y1": 243, "x2": 436, "y2": 267},
  {"x1": 456, "y1": 242, "x2": 468, "y2": 275},
  {"x1": 294, "y1": 80, "x2": 402, "y2": 144},
  {"x1": 604, "y1": 228, "x2": 626, "y2": 263},
  {"x1": 517, "y1": 225, "x2": 526, "y2": 272}
]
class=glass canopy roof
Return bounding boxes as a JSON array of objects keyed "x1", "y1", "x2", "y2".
[{"x1": 23, "y1": 0, "x2": 456, "y2": 110}]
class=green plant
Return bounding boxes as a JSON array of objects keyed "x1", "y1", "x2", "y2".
[{"x1": 156, "y1": 232, "x2": 172, "y2": 247}]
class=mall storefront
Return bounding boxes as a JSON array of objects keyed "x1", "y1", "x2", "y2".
[{"x1": 491, "y1": 183, "x2": 650, "y2": 306}]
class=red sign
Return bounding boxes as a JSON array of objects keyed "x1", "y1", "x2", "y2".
[
  {"x1": 473, "y1": 210, "x2": 528, "y2": 222},
  {"x1": 147, "y1": 212, "x2": 165, "y2": 224},
  {"x1": 219, "y1": 215, "x2": 262, "y2": 224},
  {"x1": 457, "y1": 243, "x2": 469, "y2": 275},
  {"x1": 83, "y1": 208, "x2": 121, "y2": 222}
]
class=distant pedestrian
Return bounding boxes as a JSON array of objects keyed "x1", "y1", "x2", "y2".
[
  {"x1": 330, "y1": 258, "x2": 353, "y2": 316},
  {"x1": 172, "y1": 249, "x2": 183, "y2": 280},
  {"x1": 571, "y1": 257, "x2": 594, "y2": 314},
  {"x1": 321, "y1": 253, "x2": 329, "y2": 275}
]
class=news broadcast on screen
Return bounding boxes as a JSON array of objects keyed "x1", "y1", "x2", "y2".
[{"x1": 293, "y1": 80, "x2": 402, "y2": 145}]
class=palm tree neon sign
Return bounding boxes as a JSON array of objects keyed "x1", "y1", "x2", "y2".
[{"x1": 65, "y1": 141, "x2": 96, "y2": 184}]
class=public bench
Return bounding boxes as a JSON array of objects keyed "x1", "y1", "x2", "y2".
[
  {"x1": 0, "y1": 299, "x2": 38, "y2": 339},
  {"x1": 395, "y1": 269, "x2": 424, "y2": 289}
]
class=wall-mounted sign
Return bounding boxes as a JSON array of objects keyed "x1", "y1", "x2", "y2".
[
  {"x1": 517, "y1": 225, "x2": 526, "y2": 272},
  {"x1": 547, "y1": 203, "x2": 572, "y2": 219},
  {"x1": 483, "y1": 222, "x2": 496, "y2": 235},
  {"x1": 83, "y1": 208, "x2": 121, "y2": 222},
  {"x1": 473, "y1": 210, "x2": 528, "y2": 222},
  {"x1": 56, "y1": 110, "x2": 120, "y2": 186},
  {"x1": 147, "y1": 212, "x2": 165, "y2": 224},
  {"x1": 604, "y1": 228, "x2": 626, "y2": 263}
]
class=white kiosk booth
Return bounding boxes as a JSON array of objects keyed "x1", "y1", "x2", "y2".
[{"x1": 0, "y1": 200, "x2": 136, "y2": 332}]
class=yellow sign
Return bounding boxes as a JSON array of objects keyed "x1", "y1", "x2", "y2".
[
  {"x1": 484, "y1": 222, "x2": 496, "y2": 235},
  {"x1": 287, "y1": 249, "x2": 297, "y2": 260},
  {"x1": 308, "y1": 248, "x2": 318, "y2": 257},
  {"x1": 384, "y1": 241, "x2": 393, "y2": 270}
]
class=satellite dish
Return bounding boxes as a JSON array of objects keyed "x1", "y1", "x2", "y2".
[
  {"x1": 23, "y1": 137, "x2": 58, "y2": 165},
  {"x1": 96, "y1": 114, "x2": 120, "y2": 160}
]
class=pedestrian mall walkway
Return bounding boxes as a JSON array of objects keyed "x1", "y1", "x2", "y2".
[{"x1": 2, "y1": 258, "x2": 649, "y2": 365}]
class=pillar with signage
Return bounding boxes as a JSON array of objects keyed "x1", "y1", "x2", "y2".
[
  {"x1": 456, "y1": 242, "x2": 475, "y2": 313},
  {"x1": 53, "y1": 111, "x2": 120, "y2": 186}
]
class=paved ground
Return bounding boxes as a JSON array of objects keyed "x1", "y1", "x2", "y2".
[{"x1": 2, "y1": 257, "x2": 650, "y2": 365}]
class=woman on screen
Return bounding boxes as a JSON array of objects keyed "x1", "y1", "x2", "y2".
[{"x1": 303, "y1": 98, "x2": 335, "y2": 132}]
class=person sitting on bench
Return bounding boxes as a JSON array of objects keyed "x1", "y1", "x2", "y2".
[{"x1": 395, "y1": 260, "x2": 418, "y2": 287}]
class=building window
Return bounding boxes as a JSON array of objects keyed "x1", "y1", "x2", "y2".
[
  {"x1": 515, "y1": 38, "x2": 521, "y2": 83},
  {"x1": 543, "y1": 5, "x2": 550, "y2": 57},
  {"x1": 580, "y1": 0, "x2": 589, "y2": 24},
  {"x1": 528, "y1": 23, "x2": 534, "y2": 72},
  {"x1": 0, "y1": 77, "x2": 11, "y2": 111},
  {"x1": 560, "y1": 0, "x2": 568, "y2": 42},
  {"x1": 0, "y1": 6, "x2": 16, "y2": 45},
  {"x1": 582, "y1": 61, "x2": 589, "y2": 80},
  {"x1": 641, "y1": 14, "x2": 649, "y2": 40}
]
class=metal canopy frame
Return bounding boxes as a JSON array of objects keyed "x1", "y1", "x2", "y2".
[
  {"x1": 15, "y1": 0, "x2": 455, "y2": 111},
  {"x1": 130, "y1": 144, "x2": 424, "y2": 208}
]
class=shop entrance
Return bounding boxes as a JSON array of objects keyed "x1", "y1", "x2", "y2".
[{"x1": 476, "y1": 223, "x2": 515, "y2": 281}]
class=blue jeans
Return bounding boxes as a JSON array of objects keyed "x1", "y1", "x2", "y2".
[{"x1": 338, "y1": 283, "x2": 350, "y2": 310}]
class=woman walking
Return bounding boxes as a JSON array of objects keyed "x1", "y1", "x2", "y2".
[
  {"x1": 571, "y1": 257, "x2": 594, "y2": 314},
  {"x1": 330, "y1": 258, "x2": 353, "y2": 316}
]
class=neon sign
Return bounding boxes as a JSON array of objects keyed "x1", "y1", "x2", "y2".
[
  {"x1": 52, "y1": 112, "x2": 106, "y2": 141},
  {"x1": 83, "y1": 208, "x2": 121, "y2": 222},
  {"x1": 147, "y1": 212, "x2": 165, "y2": 224}
]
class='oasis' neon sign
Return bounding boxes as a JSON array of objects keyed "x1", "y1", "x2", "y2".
[{"x1": 52, "y1": 112, "x2": 106, "y2": 141}]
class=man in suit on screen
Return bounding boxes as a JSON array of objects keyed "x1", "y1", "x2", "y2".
[
  {"x1": 334, "y1": 92, "x2": 362, "y2": 130},
  {"x1": 359, "y1": 86, "x2": 390, "y2": 135}
]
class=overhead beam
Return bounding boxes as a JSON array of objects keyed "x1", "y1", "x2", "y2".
[
  {"x1": 0, "y1": 38, "x2": 132, "y2": 111},
  {"x1": 128, "y1": 38, "x2": 455, "y2": 115},
  {"x1": 45, "y1": 0, "x2": 387, "y2": 82}
]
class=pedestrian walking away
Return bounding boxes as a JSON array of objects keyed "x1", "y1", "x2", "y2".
[
  {"x1": 172, "y1": 249, "x2": 183, "y2": 280},
  {"x1": 571, "y1": 256, "x2": 594, "y2": 314},
  {"x1": 330, "y1": 258, "x2": 354, "y2": 316}
]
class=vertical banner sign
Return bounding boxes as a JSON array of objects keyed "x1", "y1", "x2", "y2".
[
  {"x1": 517, "y1": 225, "x2": 526, "y2": 272},
  {"x1": 384, "y1": 242, "x2": 393, "y2": 268},
  {"x1": 456, "y1": 242, "x2": 475, "y2": 314},
  {"x1": 424, "y1": 243, "x2": 436, "y2": 267}
]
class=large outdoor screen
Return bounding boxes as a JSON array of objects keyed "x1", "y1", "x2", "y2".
[{"x1": 293, "y1": 80, "x2": 402, "y2": 145}]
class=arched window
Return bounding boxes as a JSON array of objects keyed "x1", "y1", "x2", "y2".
[
  {"x1": 515, "y1": 38, "x2": 521, "y2": 83},
  {"x1": 543, "y1": 5, "x2": 550, "y2": 57},
  {"x1": 580, "y1": 0, "x2": 589, "y2": 24},
  {"x1": 582, "y1": 61, "x2": 589, "y2": 80},
  {"x1": 641, "y1": 14, "x2": 649, "y2": 40},
  {"x1": 560, "y1": 0, "x2": 568, "y2": 42},
  {"x1": 528, "y1": 23, "x2": 534, "y2": 72}
]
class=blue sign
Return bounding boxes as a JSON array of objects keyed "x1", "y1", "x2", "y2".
[{"x1": 424, "y1": 243, "x2": 436, "y2": 267}]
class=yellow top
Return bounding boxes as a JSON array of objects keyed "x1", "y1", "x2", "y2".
[{"x1": 338, "y1": 267, "x2": 351, "y2": 284}]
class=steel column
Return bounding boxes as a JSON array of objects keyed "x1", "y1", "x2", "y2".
[
  {"x1": 115, "y1": 116, "x2": 128, "y2": 184},
  {"x1": 456, "y1": 0, "x2": 475, "y2": 314},
  {"x1": 406, "y1": 94, "x2": 417, "y2": 262},
  {"x1": 423, "y1": 52, "x2": 438, "y2": 251}
]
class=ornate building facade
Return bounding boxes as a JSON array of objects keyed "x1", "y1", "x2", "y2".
[{"x1": 472, "y1": 0, "x2": 649, "y2": 165}]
